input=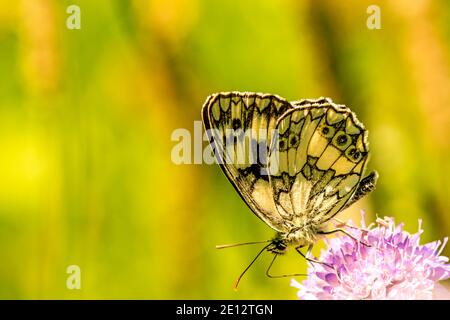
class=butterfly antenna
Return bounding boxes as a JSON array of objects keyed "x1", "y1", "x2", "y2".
[
  {"x1": 233, "y1": 243, "x2": 271, "y2": 290},
  {"x1": 216, "y1": 239, "x2": 271, "y2": 249}
]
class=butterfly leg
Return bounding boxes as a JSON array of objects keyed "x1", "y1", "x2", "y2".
[
  {"x1": 318, "y1": 228, "x2": 370, "y2": 247},
  {"x1": 265, "y1": 254, "x2": 307, "y2": 278},
  {"x1": 332, "y1": 218, "x2": 371, "y2": 233},
  {"x1": 295, "y1": 244, "x2": 332, "y2": 268}
]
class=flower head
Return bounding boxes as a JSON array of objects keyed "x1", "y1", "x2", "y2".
[{"x1": 292, "y1": 214, "x2": 450, "y2": 300}]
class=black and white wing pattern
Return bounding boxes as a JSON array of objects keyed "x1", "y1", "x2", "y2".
[
  {"x1": 202, "y1": 92, "x2": 293, "y2": 232},
  {"x1": 268, "y1": 98, "x2": 376, "y2": 228},
  {"x1": 202, "y1": 93, "x2": 377, "y2": 235}
]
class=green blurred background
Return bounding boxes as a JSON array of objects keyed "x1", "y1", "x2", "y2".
[{"x1": 0, "y1": 0, "x2": 449, "y2": 299}]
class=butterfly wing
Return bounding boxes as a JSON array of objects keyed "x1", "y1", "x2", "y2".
[
  {"x1": 202, "y1": 92, "x2": 293, "y2": 232},
  {"x1": 268, "y1": 98, "x2": 372, "y2": 228}
]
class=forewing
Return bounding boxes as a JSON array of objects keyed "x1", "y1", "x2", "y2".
[
  {"x1": 268, "y1": 98, "x2": 371, "y2": 227},
  {"x1": 202, "y1": 92, "x2": 293, "y2": 232}
]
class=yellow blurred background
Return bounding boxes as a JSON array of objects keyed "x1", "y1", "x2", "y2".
[{"x1": 0, "y1": 0, "x2": 449, "y2": 299}]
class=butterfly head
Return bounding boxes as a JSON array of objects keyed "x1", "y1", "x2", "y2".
[
  {"x1": 268, "y1": 226, "x2": 319, "y2": 255},
  {"x1": 267, "y1": 236, "x2": 288, "y2": 255}
]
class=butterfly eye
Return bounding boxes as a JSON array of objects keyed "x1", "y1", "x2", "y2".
[
  {"x1": 345, "y1": 146, "x2": 363, "y2": 162},
  {"x1": 320, "y1": 125, "x2": 335, "y2": 138},
  {"x1": 332, "y1": 131, "x2": 352, "y2": 150}
]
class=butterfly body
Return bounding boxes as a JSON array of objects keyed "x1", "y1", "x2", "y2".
[{"x1": 202, "y1": 92, "x2": 377, "y2": 284}]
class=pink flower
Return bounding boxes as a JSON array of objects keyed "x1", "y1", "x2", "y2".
[{"x1": 292, "y1": 215, "x2": 450, "y2": 300}]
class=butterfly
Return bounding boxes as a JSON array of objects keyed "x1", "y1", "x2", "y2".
[{"x1": 202, "y1": 92, "x2": 378, "y2": 288}]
